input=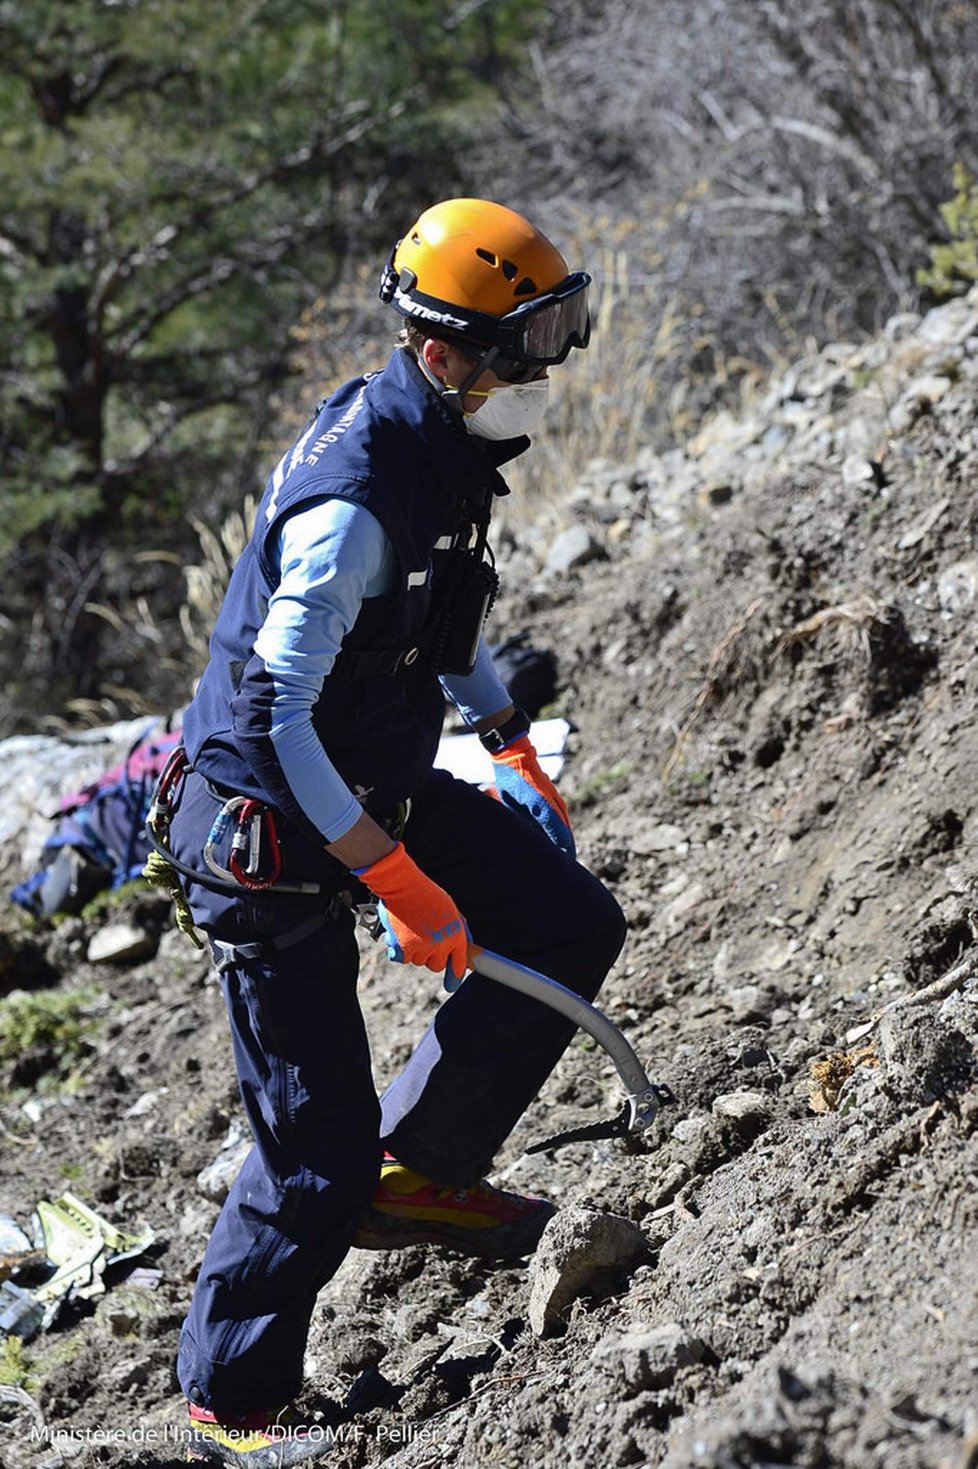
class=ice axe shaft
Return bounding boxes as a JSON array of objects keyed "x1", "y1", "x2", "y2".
[
  {"x1": 467, "y1": 945, "x2": 668, "y2": 1134},
  {"x1": 352, "y1": 899, "x2": 672, "y2": 1142}
]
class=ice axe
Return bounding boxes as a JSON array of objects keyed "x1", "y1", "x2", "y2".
[
  {"x1": 355, "y1": 895, "x2": 673, "y2": 1152},
  {"x1": 466, "y1": 945, "x2": 674, "y2": 1154}
]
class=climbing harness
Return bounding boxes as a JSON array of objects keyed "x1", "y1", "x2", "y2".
[
  {"x1": 209, "y1": 901, "x2": 349, "y2": 973},
  {"x1": 142, "y1": 745, "x2": 360, "y2": 961},
  {"x1": 144, "y1": 745, "x2": 322, "y2": 899}
]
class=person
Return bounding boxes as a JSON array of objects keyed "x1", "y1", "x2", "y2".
[{"x1": 153, "y1": 198, "x2": 627, "y2": 1466}]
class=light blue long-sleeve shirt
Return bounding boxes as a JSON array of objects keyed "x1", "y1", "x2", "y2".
[{"x1": 252, "y1": 497, "x2": 511, "y2": 842}]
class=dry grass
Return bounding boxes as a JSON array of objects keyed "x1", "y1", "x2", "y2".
[
  {"x1": 809, "y1": 1041, "x2": 880, "y2": 1113},
  {"x1": 180, "y1": 496, "x2": 257, "y2": 669},
  {"x1": 498, "y1": 250, "x2": 685, "y2": 532},
  {"x1": 42, "y1": 502, "x2": 257, "y2": 731},
  {"x1": 774, "y1": 592, "x2": 889, "y2": 661},
  {"x1": 663, "y1": 596, "x2": 766, "y2": 779}
]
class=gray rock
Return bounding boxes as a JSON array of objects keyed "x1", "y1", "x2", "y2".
[
  {"x1": 0, "y1": 717, "x2": 156, "y2": 866},
  {"x1": 841, "y1": 454, "x2": 876, "y2": 487},
  {"x1": 197, "y1": 1124, "x2": 251, "y2": 1203},
  {"x1": 901, "y1": 373, "x2": 953, "y2": 408},
  {"x1": 711, "y1": 1089, "x2": 773, "y2": 1125},
  {"x1": 938, "y1": 559, "x2": 978, "y2": 614},
  {"x1": 87, "y1": 923, "x2": 156, "y2": 965},
  {"x1": 878, "y1": 1005, "x2": 975, "y2": 1105},
  {"x1": 591, "y1": 1322, "x2": 706, "y2": 1392},
  {"x1": 884, "y1": 311, "x2": 922, "y2": 341},
  {"x1": 630, "y1": 822, "x2": 689, "y2": 856},
  {"x1": 915, "y1": 296, "x2": 978, "y2": 346},
  {"x1": 724, "y1": 985, "x2": 775, "y2": 1023},
  {"x1": 527, "y1": 1207, "x2": 649, "y2": 1337},
  {"x1": 544, "y1": 524, "x2": 605, "y2": 575},
  {"x1": 671, "y1": 1116, "x2": 711, "y2": 1147},
  {"x1": 105, "y1": 1355, "x2": 151, "y2": 1391}
]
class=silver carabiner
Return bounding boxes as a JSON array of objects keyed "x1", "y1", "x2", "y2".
[
  {"x1": 203, "y1": 796, "x2": 249, "y2": 883},
  {"x1": 230, "y1": 808, "x2": 263, "y2": 876}
]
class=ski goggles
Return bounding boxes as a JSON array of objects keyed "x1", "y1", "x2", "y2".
[{"x1": 491, "y1": 272, "x2": 592, "y2": 369}]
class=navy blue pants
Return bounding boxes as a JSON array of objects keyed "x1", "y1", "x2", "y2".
[{"x1": 168, "y1": 765, "x2": 626, "y2": 1414}]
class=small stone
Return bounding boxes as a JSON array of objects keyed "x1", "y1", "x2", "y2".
[
  {"x1": 901, "y1": 374, "x2": 953, "y2": 411},
  {"x1": 884, "y1": 311, "x2": 921, "y2": 341},
  {"x1": 106, "y1": 1356, "x2": 151, "y2": 1391},
  {"x1": 711, "y1": 1090, "x2": 773, "y2": 1125},
  {"x1": 645, "y1": 1161, "x2": 691, "y2": 1212},
  {"x1": 591, "y1": 1322, "x2": 706, "y2": 1391},
  {"x1": 197, "y1": 1126, "x2": 251, "y2": 1203},
  {"x1": 658, "y1": 880, "x2": 706, "y2": 935},
  {"x1": 87, "y1": 923, "x2": 156, "y2": 965},
  {"x1": 841, "y1": 454, "x2": 875, "y2": 486},
  {"x1": 544, "y1": 525, "x2": 605, "y2": 575},
  {"x1": 179, "y1": 1200, "x2": 220, "y2": 1239},
  {"x1": 916, "y1": 298, "x2": 978, "y2": 346},
  {"x1": 123, "y1": 1088, "x2": 168, "y2": 1119},
  {"x1": 632, "y1": 823, "x2": 689, "y2": 855},
  {"x1": 725, "y1": 985, "x2": 773, "y2": 1023},
  {"x1": 527, "y1": 1207, "x2": 649, "y2": 1337},
  {"x1": 938, "y1": 559, "x2": 978, "y2": 614},
  {"x1": 671, "y1": 1116, "x2": 711, "y2": 1147}
]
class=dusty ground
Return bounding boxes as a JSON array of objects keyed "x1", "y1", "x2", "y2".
[{"x1": 2, "y1": 295, "x2": 978, "y2": 1468}]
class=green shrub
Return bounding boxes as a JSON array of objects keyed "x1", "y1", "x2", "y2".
[
  {"x1": 917, "y1": 163, "x2": 978, "y2": 300},
  {"x1": 0, "y1": 987, "x2": 103, "y2": 1087},
  {"x1": 0, "y1": 1336, "x2": 32, "y2": 1389}
]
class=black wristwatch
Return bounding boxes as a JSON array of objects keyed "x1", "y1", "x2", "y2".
[{"x1": 478, "y1": 706, "x2": 531, "y2": 754}]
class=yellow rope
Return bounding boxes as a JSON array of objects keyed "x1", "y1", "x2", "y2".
[{"x1": 142, "y1": 849, "x2": 206, "y2": 950}]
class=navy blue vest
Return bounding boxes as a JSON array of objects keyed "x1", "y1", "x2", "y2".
[{"x1": 182, "y1": 349, "x2": 522, "y2": 843}]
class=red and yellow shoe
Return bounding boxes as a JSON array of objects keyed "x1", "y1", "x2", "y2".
[
  {"x1": 187, "y1": 1403, "x2": 328, "y2": 1467},
  {"x1": 352, "y1": 1157, "x2": 556, "y2": 1257}
]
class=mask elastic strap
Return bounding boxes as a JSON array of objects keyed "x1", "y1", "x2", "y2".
[{"x1": 441, "y1": 345, "x2": 500, "y2": 418}]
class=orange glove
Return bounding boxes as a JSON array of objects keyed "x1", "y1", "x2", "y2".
[
  {"x1": 491, "y1": 735, "x2": 575, "y2": 857},
  {"x1": 355, "y1": 842, "x2": 469, "y2": 979}
]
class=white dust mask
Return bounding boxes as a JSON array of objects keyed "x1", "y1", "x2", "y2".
[{"x1": 460, "y1": 377, "x2": 550, "y2": 441}]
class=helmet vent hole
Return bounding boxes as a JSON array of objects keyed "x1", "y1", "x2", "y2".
[
  {"x1": 514, "y1": 276, "x2": 538, "y2": 297},
  {"x1": 475, "y1": 248, "x2": 498, "y2": 266},
  {"x1": 411, "y1": 232, "x2": 422, "y2": 245},
  {"x1": 501, "y1": 258, "x2": 518, "y2": 281}
]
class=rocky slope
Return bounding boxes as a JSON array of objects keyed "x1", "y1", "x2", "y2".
[{"x1": 3, "y1": 288, "x2": 978, "y2": 1468}]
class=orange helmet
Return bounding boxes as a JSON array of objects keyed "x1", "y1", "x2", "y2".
[{"x1": 380, "y1": 198, "x2": 590, "y2": 376}]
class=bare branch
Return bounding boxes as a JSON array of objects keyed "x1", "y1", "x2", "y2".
[
  {"x1": 698, "y1": 89, "x2": 738, "y2": 141},
  {"x1": 769, "y1": 116, "x2": 883, "y2": 182},
  {"x1": 704, "y1": 193, "x2": 806, "y2": 217},
  {"x1": 109, "y1": 256, "x2": 240, "y2": 356}
]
